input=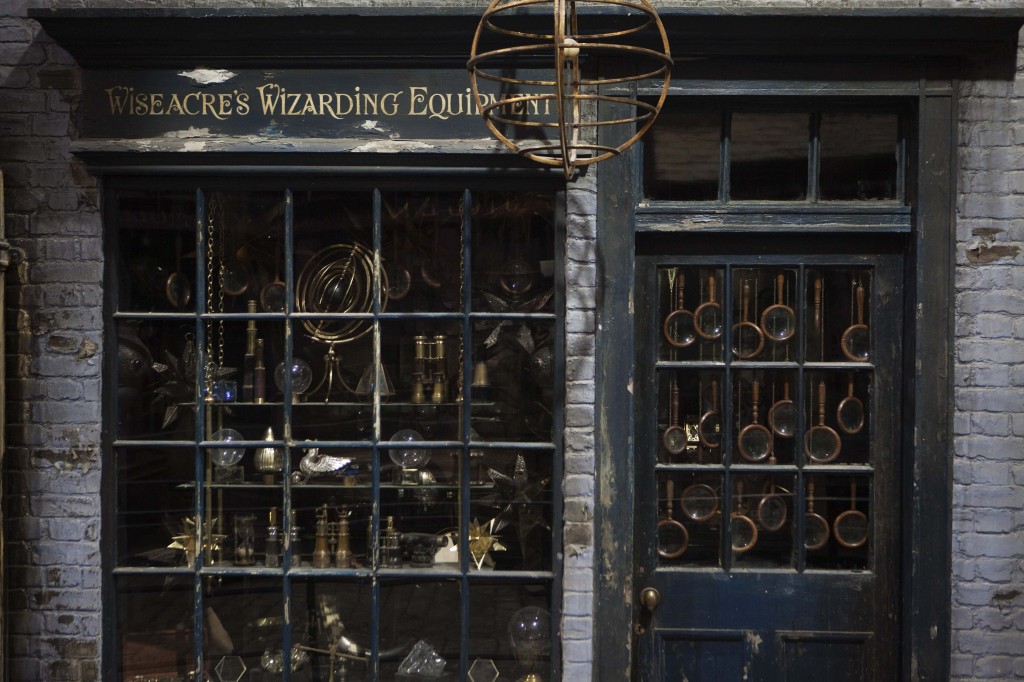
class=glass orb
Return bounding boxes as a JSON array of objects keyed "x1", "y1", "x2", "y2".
[
  {"x1": 508, "y1": 606, "x2": 551, "y2": 667},
  {"x1": 210, "y1": 428, "x2": 245, "y2": 467},
  {"x1": 389, "y1": 429, "x2": 430, "y2": 469},
  {"x1": 274, "y1": 359, "x2": 313, "y2": 395}
]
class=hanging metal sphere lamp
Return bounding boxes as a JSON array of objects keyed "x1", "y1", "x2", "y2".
[{"x1": 468, "y1": 0, "x2": 673, "y2": 179}]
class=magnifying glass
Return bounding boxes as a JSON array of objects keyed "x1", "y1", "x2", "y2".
[
  {"x1": 732, "y1": 280, "x2": 764, "y2": 360},
  {"x1": 663, "y1": 270, "x2": 697, "y2": 348},
  {"x1": 680, "y1": 482, "x2": 719, "y2": 522},
  {"x1": 662, "y1": 375, "x2": 688, "y2": 457},
  {"x1": 694, "y1": 273, "x2": 723, "y2": 341},
  {"x1": 760, "y1": 272, "x2": 795, "y2": 342},
  {"x1": 805, "y1": 381, "x2": 842, "y2": 463},
  {"x1": 657, "y1": 479, "x2": 689, "y2": 559},
  {"x1": 841, "y1": 278, "x2": 870, "y2": 362},
  {"x1": 259, "y1": 241, "x2": 287, "y2": 313},
  {"x1": 804, "y1": 480, "x2": 830, "y2": 551},
  {"x1": 221, "y1": 259, "x2": 250, "y2": 297},
  {"x1": 768, "y1": 379, "x2": 796, "y2": 438},
  {"x1": 698, "y1": 378, "x2": 722, "y2": 449},
  {"x1": 165, "y1": 232, "x2": 192, "y2": 310},
  {"x1": 757, "y1": 475, "x2": 788, "y2": 532},
  {"x1": 833, "y1": 478, "x2": 868, "y2": 549},
  {"x1": 738, "y1": 379, "x2": 773, "y2": 463},
  {"x1": 730, "y1": 481, "x2": 758, "y2": 553},
  {"x1": 836, "y1": 374, "x2": 865, "y2": 435}
]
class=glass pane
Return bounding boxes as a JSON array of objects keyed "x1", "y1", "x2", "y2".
[
  {"x1": 472, "y1": 191, "x2": 556, "y2": 314},
  {"x1": 471, "y1": 319, "x2": 555, "y2": 443},
  {"x1": 803, "y1": 371, "x2": 870, "y2": 467},
  {"x1": 658, "y1": 267, "x2": 725, "y2": 363},
  {"x1": 379, "y1": 580, "x2": 461, "y2": 678},
  {"x1": 820, "y1": 112, "x2": 898, "y2": 200},
  {"x1": 663, "y1": 471, "x2": 722, "y2": 567},
  {"x1": 730, "y1": 112, "x2": 809, "y2": 200},
  {"x1": 117, "y1": 576, "x2": 194, "y2": 680},
  {"x1": 380, "y1": 192, "x2": 464, "y2": 314},
  {"x1": 205, "y1": 191, "x2": 288, "y2": 315},
  {"x1": 116, "y1": 190, "x2": 196, "y2": 313},
  {"x1": 760, "y1": 370, "x2": 799, "y2": 466},
  {"x1": 658, "y1": 369, "x2": 721, "y2": 465},
  {"x1": 116, "y1": 446, "x2": 194, "y2": 567},
  {"x1": 379, "y1": 319, "x2": 462, "y2": 441},
  {"x1": 290, "y1": 578, "x2": 373, "y2": 680},
  {"x1": 731, "y1": 474, "x2": 794, "y2": 568},
  {"x1": 804, "y1": 268, "x2": 871, "y2": 364},
  {"x1": 643, "y1": 110, "x2": 721, "y2": 201},
  {"x1": 469, "y1": 449, "x2": 554, "y2": 572},
  {"x1": 469, "y1": 582, "x2": 552, "y2": 681},
  {"x1": 203, "y1": 577, "x2": 283, "y2": 675},
  {"x1": 116, "y1": 319, "x2": 197, "y2": 441},
  {"x1": 805, "y1": 476, "x2": 870, "y2": 570}
]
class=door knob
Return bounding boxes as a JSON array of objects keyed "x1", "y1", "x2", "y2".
[{"x1": 639, "y1": 587, "x2": 661, "y2": 612}]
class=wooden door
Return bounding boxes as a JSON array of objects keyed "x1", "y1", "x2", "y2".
[{"x1": 633, "y1": 249, "x2": 902, "y2": 681}]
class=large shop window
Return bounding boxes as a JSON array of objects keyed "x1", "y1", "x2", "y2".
[{"x1": 108, "y1": 182, "x2": 563, "y2": 681}]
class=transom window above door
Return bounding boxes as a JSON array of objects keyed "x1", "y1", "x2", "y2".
[{"x1": 643, "y1": 100, "x2": 906, "y2": 203}]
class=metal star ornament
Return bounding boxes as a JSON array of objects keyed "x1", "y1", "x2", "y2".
[
  {"x1": 168, "y1": 516, "x2": 226, "y2": 567},
  {"x1": 468, "y1": 517, "x2": 506, "y2": 570}
]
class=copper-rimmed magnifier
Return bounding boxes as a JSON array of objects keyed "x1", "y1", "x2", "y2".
[
  {"x1": 756, "y1": 469, "x2": 789, "y2": 532},
  {"x1": 662, "y1": 375, "x2": 688, "y2": 457},
  {"x1": 841, "y1": 277, "x2": 870, "y2": 362},
  {"x1": 698, "y1": 378, "x2": 722, "y2": 450},
  {"x1": 165, "y1": 232, "x2": 192, "y2": 310},
  {"x1": 259, "y1": 241, "x2": 286, "y2": 313},
  {"x1": 833, "y1": 478, "x2": 868, "y2": 549},
  {"x1": 760, "y1": 272, "x2": 796, "y2": 342},
  {"x1": 657, "y1": 479, "x2": 689, "y2": 559},
  {"x1": 768, "y1": 379, "x2": 796, "y2": 438},
  {"x1": 680, "y1": 482, "x2": 719, "y2": 522},
  {"x1": 804, "y1": 480, "x2": 830, "y2": 551},
  {"x1": 730, "y1": 481, "x2": 759, "y2": 553},
  {"x1": 384, "y1": 234, "x2": 411, "y2": 302},
  {"x1": 738, "y1": 379, "x2": 773, "y2": 463},
  {"x1": 732, "y1": 280, "x2": 765, "y2": 359},
  {"x1": 805, "y1": 381, "x2": 842, "y2": 463},
  {"x1": 837, "y1": 374, "x2": 865, "y2": 435},
  {"x1": 694, "y1": 273, "x2": 723, "y2": 341},
  {"x1": 663, "y1": 270, "x2": 697, "y2": 348}
]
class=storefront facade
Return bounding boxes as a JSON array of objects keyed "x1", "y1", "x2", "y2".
[{"x1": 1, "y1": 2, "x2": 1023, "y2": 681}]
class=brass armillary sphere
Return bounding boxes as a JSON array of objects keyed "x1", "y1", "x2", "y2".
[{"x1": 468, "y1": 0, "x2": 672, "y2": 179}]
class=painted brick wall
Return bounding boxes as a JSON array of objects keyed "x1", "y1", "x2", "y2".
[
  {"x1": 0, "y1": 1, "x2": 1021, "y2": 681},
  {"x1": 951, "y1": 41, "x2": 1024, "y2": 682}
]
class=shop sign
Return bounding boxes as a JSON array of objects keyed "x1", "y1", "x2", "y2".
[{"x1": 81, "y1": 68, "x2": 551, "y2": 140}]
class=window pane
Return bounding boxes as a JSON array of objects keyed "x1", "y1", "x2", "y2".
[
  {"x1": 116, "y1": 190, "x2": 195, "y2": 314},
  {"x1": 643, "y1": 110, "x2": 721, "y2": 201},
  {"x1": 820, "y1": 112, "x2": 898, "y2": 200},
  {"x1": 730, "y1": 112, "x2": 809, "y2": 200}
]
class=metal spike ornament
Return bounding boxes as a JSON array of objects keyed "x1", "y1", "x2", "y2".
[{"x1": 468, "y1": 0, "x2": 672, "y2": 179}]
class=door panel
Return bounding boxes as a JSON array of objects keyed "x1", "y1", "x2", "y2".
[{"x1": 634, "y1": 252, "x2": 901, "y2": 681}]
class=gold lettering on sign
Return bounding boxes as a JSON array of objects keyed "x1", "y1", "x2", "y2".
[
  {"x1": 105, "y1": 86, "x2": 247, "y2": 121},
  {"x1": 102, "y1": 81, "x2": 550, "y2": 124}
]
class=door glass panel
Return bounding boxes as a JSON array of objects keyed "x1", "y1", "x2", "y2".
[
  {"x1": 658, "y1": 268, "x2": 725, "y2": 362},
  {"x1": 805, "y1": 268, "x2": 871, "y2": 363},
  {"x1": 820, "y1": 112, "x2": 898, "y2": 200},
  {"x1": 730, "y1": 113, "x2": 809, "y2": 200}
]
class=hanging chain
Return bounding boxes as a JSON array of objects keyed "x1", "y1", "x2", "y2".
[
  {"x1": 204, "y1": 196, "x2": 219, "y2": 398},
  {"x1": 457, "y1": 193, "x2": 466, "y2": 407}
]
